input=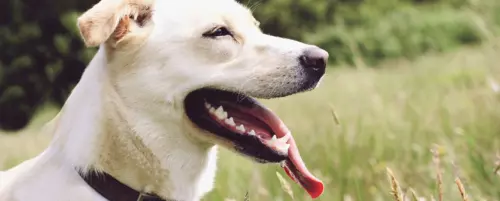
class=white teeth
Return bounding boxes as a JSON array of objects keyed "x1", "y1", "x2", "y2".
[
  {"x1": 216, "y1": 106, "x2": 224, "y2": 113},
  {"x1": 224, "y1": 117, "x2": 235, "y2": 126},
  {"x1": 214, "y1": 106, "x2": 227, "y2": 120},
  {"x1": 236, "y1": 124, "x2": 246, "y2": 132},
  {"x1": 267, "y1": 135, "x2": 291, "y2": 153},
  {"x1": 248, "y1": 130, "x2": 256, "y2": 136},
  {"x1": 278, "y1": 143, "x2": 290, "y2": 153},
  {"x1": 207, "y1": 104, "x2": 228, "y2": 120},
  {"x1": 278, "y1": 135, "x2": 291, "y2": 143}
]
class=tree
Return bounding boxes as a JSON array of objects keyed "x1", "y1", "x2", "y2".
[{"x1": 0, "y1": 0, "x2": 97, "y2": 131}]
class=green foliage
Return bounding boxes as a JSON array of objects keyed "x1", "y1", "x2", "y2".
[
  {"x1": 243, "y1": 0, "x2": 498, "y2": 66},
  {"x1": 0, "y1": 0, "x2": 97, "y2": 131},
  {"x1": 241, "y1": 0, "x2": 335, "y2": 39},
  {"x1": 307, "y1": 6, "x2": 486, "y2": 66}
]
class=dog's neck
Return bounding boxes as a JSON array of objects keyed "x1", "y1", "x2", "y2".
[{"x1": 46, "y1": 48, "x2": 218, "y2": 200}]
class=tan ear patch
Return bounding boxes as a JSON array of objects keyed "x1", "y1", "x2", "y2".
[
  {"x1": 112, "y1": 10, "x2": 154, "y2": 43},
  {"x1": 113, "y1": 16, "x2": 130, "y2": 42},
  {"x1": 77, "y1": 0, "x2": 155, "y2": 47}
]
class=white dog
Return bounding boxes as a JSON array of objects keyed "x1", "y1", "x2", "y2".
[{"x1": 0, "y1": 0, "x2": 328, "y2": 200}]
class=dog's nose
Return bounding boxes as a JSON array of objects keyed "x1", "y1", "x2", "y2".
[{"x1": 299, "y1": 47, "x2": 329, "y2": 72}]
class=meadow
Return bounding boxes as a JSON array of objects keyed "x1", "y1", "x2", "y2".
[{"x1": 1, "y1": 41, "x2": 500, "y2": 201}]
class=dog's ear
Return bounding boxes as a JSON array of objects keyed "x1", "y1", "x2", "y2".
[{"x1": 77, "y1": 0, "x2": 155, "y2": 47}]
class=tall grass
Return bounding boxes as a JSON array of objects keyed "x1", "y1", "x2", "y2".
[
  {"x1": 385, "y1": 150, "x2": 472, "y2": 201},
  {"x1": 1, "y1": 42, "x2": 500, "y2": 200}
]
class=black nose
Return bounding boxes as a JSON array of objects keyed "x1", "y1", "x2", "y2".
[{"x1": 299, "y1": 47, "x2": 329, "y2": 72}]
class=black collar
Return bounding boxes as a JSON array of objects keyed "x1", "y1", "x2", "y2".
[{"x1": 79, "y1": 170, "x2": 166, "y2": 201}]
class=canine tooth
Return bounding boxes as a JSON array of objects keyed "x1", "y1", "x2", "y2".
[
  {"x1": 236, "y1": 125, "x2": 245, "y2": 132},
  {"x1": 204, "y1": 102, "x2": 211, "y2": 109},
  {"x1": 278, "y1": 143, "x2": 291, "y2": 153},
  {"x1": 278, "y1": 135, "x2": 291, "y2": 143},
  {"x1": 224, "y1": 117, "x2": 235, "y2": 126},
  {"x1": 248, "y1": 130, "x2": 256, "y2": 136},
  {"x1": 209, "y1": 107, "x2": 215, "y2": 114},
  {"x1": 271, "y1": 135, "x2": 277, "y2": 142}
]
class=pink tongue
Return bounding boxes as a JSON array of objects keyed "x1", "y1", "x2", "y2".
[
  {"x1": 245, "y1": 104, "x2": 324, "y2": 198},
  {"x1": 282, "y1": 136, "x2": 324, "y2": 199}
]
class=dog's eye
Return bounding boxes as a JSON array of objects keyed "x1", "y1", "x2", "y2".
[{"x1": 203, "y1": 27, "x2": 232, "y2": 38}]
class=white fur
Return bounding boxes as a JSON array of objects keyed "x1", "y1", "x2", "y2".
[{"x1": 0, "y1": 0, "x2": 324, "y2": 200}]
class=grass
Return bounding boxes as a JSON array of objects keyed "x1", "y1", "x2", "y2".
[
  {"x1": 1, "y1": 41, "x2": 500, "y2": 201},
  {"x1": 385, "y1": 145, "x2": 472, "y2": 201}
]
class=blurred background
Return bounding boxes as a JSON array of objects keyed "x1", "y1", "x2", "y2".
[{"x1": 1, "y1": 0, "x2": 500, "y2": 200}]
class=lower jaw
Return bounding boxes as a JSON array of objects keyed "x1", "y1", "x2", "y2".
[
  {"x1": 184, "y1": 120, "x2": 285, "y2": 162},
  {"x1": 184, "y1": 102, "x2": 287, "y2": 162},
  {"x1": 201, "y1": 129, "x2": 287, "y2": 163}
]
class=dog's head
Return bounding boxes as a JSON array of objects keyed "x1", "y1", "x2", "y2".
[{"x1": 78, "y1": 0, "x2": 327, "y2": 198}]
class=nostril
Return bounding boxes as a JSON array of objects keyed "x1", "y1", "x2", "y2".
[
  {"x1": 299, "y1": 55, "x2": 312, "y2": 67},
  {"x1": 300, "y1": 47, "x2": 328, "y2": 71}
]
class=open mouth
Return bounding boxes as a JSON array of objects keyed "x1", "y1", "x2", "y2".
[{"x1": 184, "y1": 88, "x2": 324, "y2": 199}]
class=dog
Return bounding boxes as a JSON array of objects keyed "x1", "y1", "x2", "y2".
[{"x1": 0, "y1": 0, "x2": 328, "y2": 200}]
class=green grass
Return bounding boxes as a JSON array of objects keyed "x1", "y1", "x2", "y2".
[{"x1": 2, "y1": 42, "x2": 500, "y2": 201}]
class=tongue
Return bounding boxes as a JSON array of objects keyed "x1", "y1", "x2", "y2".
[
  {"x1": 282, "y1": 136, "x2": 324, "y2": 199},
  {"x1": 246, "y1": 103, "x2": 324, "y2": 199}
]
